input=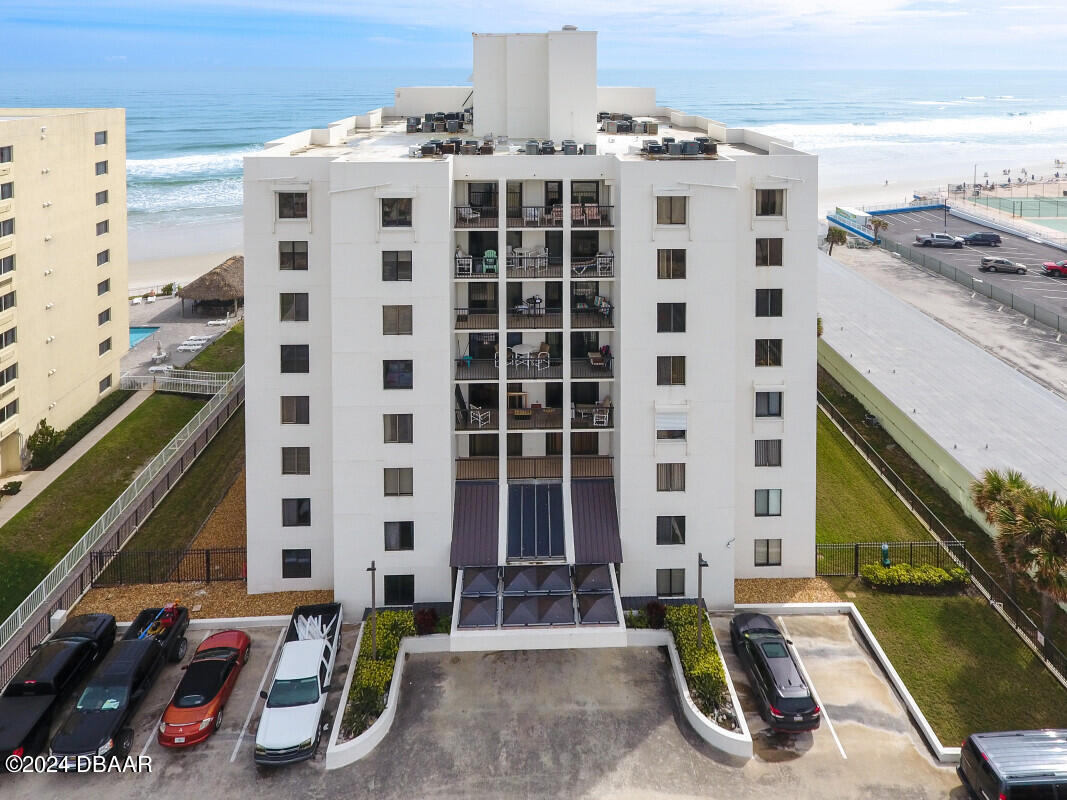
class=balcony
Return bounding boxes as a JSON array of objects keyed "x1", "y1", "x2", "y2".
[
  {"x1": 456, "y1": 457, "x2": 499, "y2": 480},
  {"x1": 506, "y1": 357, "x2": 562, "y2": 380},
  {"x1": 572, "y1": 403, "x2": 614, "y2": 429},
  {"x1": 570, "y1": 205, "x2": 614, "y2": 228},
  {"x1": 454, "y1": 308, "x2": 499, "y2": 330},
  {"x1": 507, "y1": 407, "x2": 564, "y2": 431},
  {"x1": 570, "y1": 253, "x2": 613, "y2": 278},
  {"x1": 456, "y1": 407, "x2": 498, "y2": 431},
  {"x1": 506, "y1": 206, "x2": 564, "y2": 228},
  {"x1": 506, "y1": 252, "x2": 563, "y2": 279},
  {"x1": 507, "y1": 456, "x2": 563, "y2": 480},
  {"x1": 454, "y1": 358, "x2": 498, "y2": 381},
  {"x1": 507, "y1": 307, "x2": 562, "y2": 330},
  {"x1": 570, "y1": 297, "x2": 614, "y2": 329},
  {"x1": 455, "y1": 206, "x2": 498, "y2": 229},
  {"x1": 572, "y1": 455, "x2": 613, "y2": 478},
  {"x1": 571, "y1": 357, "x2": 614, "y2": 379},
  {"x1": 454, "y1": 255, "x2": 500, "y2": 279}
]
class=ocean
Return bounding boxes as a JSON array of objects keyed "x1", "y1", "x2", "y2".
[{"x1": 5, "y1": 67, "x2": 1067, "y2": 246}]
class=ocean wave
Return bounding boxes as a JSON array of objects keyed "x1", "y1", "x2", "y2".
[
  {"x1": 128, "y1": 176, "x2": 243, "y2": 214},
  {"x1": 126, "y1": 147, "x2": 260, "y2": 180}
]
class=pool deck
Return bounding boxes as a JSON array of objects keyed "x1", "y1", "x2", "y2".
[{"x1": 121, "y1": 296, "x2": 239, "y2": 372}]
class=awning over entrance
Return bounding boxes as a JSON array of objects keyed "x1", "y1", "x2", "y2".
[
  {"x1": 450, "y1": 481, "x2": 499, "y2": 567},
  {"x1": 570, "y1": 479, "x2": 623, "y2": 564}
]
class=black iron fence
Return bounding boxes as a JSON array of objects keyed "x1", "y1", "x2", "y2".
[
  {"x1": 816, "y1": 541, "x2": 968, "y2": 577},
  {"x1": 818, "y1": 393, "x2": 1067, "y2": 685},
  {"x1": 91, "y1": 547, "x2": 247, "y2": 586}
]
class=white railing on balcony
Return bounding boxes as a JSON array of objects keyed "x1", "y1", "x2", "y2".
[
  {"x1": 120, "y1": 369, "x2": 234, "y2": 395},
  {"x1": 0, "y1": 366, "x2": 245, "y2": 653}
]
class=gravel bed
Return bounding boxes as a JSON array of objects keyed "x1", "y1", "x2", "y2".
[{"x1": 733, "y1": 578, "x2": 840, "y2": 604}]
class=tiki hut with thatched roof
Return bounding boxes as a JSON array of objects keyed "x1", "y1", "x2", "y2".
[{"x1": 178, "y1": 255, "x2": 244, "y2": 317}]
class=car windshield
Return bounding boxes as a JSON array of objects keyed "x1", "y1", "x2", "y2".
[
  {"x1": 76, "y1": 684, "x2": 129, "y2": 711},
  {"x1": 266, "y1": 677, "x2": 319, "y2": 708},
  {"x1": 776, "y1": 695, "x2": 816, "y2": 714},
  {"x1": 761, "y1": 642, "x2": 789, "y2": 659},
  {"x1": 173, "y1": 659, "x2": 230, "y2": 708}
]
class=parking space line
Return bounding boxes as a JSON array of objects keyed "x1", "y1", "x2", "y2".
[
  {"x1": 230, "y1": 626, "x2": 285, "y2": 763},
  {"x1": 777, "y1": 618, "x2": 847, "y2": 760}
]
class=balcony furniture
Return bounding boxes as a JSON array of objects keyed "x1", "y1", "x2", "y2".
[
  {"x1": 596, "y1": 252, "x2": 614, "y2": 276},
  {"x1": 592, "y1": 407, "x2": 610, "y2": 427},
  {"x1": 512, "y1": 408, "x2": 532, "y2": 420},
  {"x1": 530, "y1": 246, "x2": 549, "y2": 272},
  {"x1": 511, "y1": 343, "x2": 537, "y2": 370},
  {"x1": 525, "y1": 295, "x2": 544, "y2": 315},
  {"x1": 469, "y1": 405, "x2": 492, "y2": 428},
  {"x1": 584, "y1": 204, "x2": 601, "y2": 225},
  {"x1": 483, "y1": 249, "x2": 498, "y2": 273},
  {"x1": 587, "y1": 351, "x2": 605, "y2": 368},
  {"x1": 456, "y1": 253, "x2": 473, "y2": 276},
  {"x1": 550, "y1": 205, "x2": 563, "y2": 226},
  {"x1": 536, "y1": 342, "x2": 551, "y2": 371},
  {"x1": 457, "y1": 206, "x2": 480, "y2": 224},
  {"x1": 507, "y1": 391, "x2": 528, "y2": 412},
  {"x1": 571, "y1": 257, "x2": 595, "y2": 276},
  {"x1": 572, "y1": 204, "x2": 585, "y2": 225},
  {"x1": 572, "y1": 402, "x2": 593, "y2": 421}
]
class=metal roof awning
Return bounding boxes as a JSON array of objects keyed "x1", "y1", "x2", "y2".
[
  {"x1": 450, "y1": 481, "x2": 499, "y2": 567},
  {"x1": 571, "y1": 479, "x2": 623, "y2": 564}
]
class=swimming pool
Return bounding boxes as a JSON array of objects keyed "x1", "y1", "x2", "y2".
[{"x1": 129, "y1": 326, "x2": 160, "y2": 348}]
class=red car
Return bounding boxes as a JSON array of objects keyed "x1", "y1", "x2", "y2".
[
  {"x1": 1042, "y1": 260, "x2": 1067, "y2": 277},
  {"x1": 158, "y1": 630, "x2": 250, "y2": 747}
]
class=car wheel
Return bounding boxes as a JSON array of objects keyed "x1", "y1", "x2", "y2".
[
  {"x1": 171, "y1": 636, "x2": 188, "y2": 663},
  {"x1": 1017, "y1": 268, "x2": 1025, "y2": 274},
  {"x1": 214, "y1": 710, "x2": 223, "y2": 732},
  {"x1": 989, "y1": 265, "x2": 997, "y2": 273},
  {"x1": 955, "y1": 242, "x2": 963, "y2": 248},
  {"x1": 243, "y1": 646, "x2": 250, "y2": 665},
  {"x1": 116, "y1": 729, "x2": 134, "y2": 759}
]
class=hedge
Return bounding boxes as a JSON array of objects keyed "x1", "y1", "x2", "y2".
[
  {"x1": 860, "y1": 563, "x2": 969, "y2": 594},
  {"x1": 341, "y1": 610, "x2": 416, "y2": 738},
  {"x1": 26, "y1": 390, "x2": 134, "y2": 470},
  {"x1": 663, "y1": 605, "x2": 728, "y2": 716}
]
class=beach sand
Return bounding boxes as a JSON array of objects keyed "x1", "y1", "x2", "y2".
[{"x1": 129, "y1": 216, "x2": 241, "y2": 293}]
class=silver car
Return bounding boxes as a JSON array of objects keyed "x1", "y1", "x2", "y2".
[{"x1": 980, "y1": 256, "x2": 1027, "y2": 274}]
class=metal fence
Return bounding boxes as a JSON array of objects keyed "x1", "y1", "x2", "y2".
[
  {"x1": 879, "y1": 237, "x2": 1067, "y2": 334},
  {"x1": 818, "y1": 393, "x2": 1067, "y2": 686},
  {"x1": 91, "y1": 547, "x2": 247, "y2": 586},
  {"x1": 816, "y1": 541, "x2": 968, "y2": 577},
  {"x1": 0, "y1": 367, "x2": 245, "y2": 685},
  {"x1": 120, "y1": 369, "x2": 235, "y2": 396}
]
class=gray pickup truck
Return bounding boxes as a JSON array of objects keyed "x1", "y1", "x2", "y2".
[{"x1": 915, "y1": 232, "x2": 964, "y2": 248}]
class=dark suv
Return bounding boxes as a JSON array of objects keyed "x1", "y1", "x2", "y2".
[
  {"x1": 962, "y1": 231, "x2": 1002, "y2": 246},
  {"x1": 959, "y1": 730, "x2": 1067, "y2": 799},
  {"x1": 729, "y1": 613, "x2": 821, "y2": 733}
]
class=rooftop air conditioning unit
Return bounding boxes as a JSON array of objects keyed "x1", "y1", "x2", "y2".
[
  {"x1": 562, "y1": 140, "x2": 578, "y2": 155},
  {"x1": 582, "y1": 143, "x2": 597, "y2": 155},
  {"x1": 668, "y1": 142, "x2": 684, "y2": 156},
  {"x1": 525, "y1": 141, "x2": 539, "y2": 155}
]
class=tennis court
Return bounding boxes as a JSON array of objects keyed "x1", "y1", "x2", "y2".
[{"x1": 967, "y1": 195, "x2": 1067, "y2": 233}]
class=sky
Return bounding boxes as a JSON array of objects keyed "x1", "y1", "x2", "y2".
[{"x1": 1, "y1": 0, "x2": 1065, "y2": 70}]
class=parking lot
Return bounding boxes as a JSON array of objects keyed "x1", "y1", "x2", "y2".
[{"x1": 876, "y1": 209, "x2": 1067, "y2": 321}]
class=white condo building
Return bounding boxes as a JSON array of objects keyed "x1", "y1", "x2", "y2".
[{"x1": 244, "y1": 29, "x2": 817, "y2": 631}]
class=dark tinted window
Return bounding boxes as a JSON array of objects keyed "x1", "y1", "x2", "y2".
[
  {"x1": 282, "y1": 549, "x2": 311, "y2": 579},
  {"x1": 279, "y1": 241, "x2": 308, "y2": 270},
  {"x1": 384, "y1": 574, "x2": 414, "y2": 605},
  {"x1": 755, "y1": 288, "x2": 783, "y2": 316},
  {"x1": 382, "y1": 198, "x2": 412, "y2": 227},
  {"x1": 282, "y1": 498, "x2": 311, "y2": 526},
  {"x1": 383, "y1": 359, "x2": 413, "y2": 389},
  {"x1": 280, "y1": 344, "x2": 310, "y2": 373},
  {"x1": 1008, "y1": 785, "x2": 1056, "y2": 799},
  {"x1": 382, "y1": 251, "x2": 412, "y2": 281},
  {"x1": 278, "y1": 192, "x2": 307, "y2": 219}
]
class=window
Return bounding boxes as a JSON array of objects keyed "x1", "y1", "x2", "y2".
[
  {"x1": 657, "y1": 249, "x2": 686, "y2": 279},
  {"x1": 755, "y1": 439, "x2": 782, "y2": 467},
  {"x1": 383, "y1": 413, "x2": 413, "y2": 443},
  {"x1": 382, "y1": 305, "x2": 412, "y2": 335},
  {"x1": 281, "y1": 447, "x2": 311, "y2": 475},
  {"x1": 95, "y1": 189, "x2": 108, "y2": 206},
  {"x1": 656, "y1": 568, "x2": 685, "y2": 597},
  {"x1": 280, "y1": 344, "x2": 310, "y2": 373},
  {"x1": 278, "y1": 192, "x2": 307, "y2": 219},
  {"x1": 96, "y1": 279, "x2": 110, "y2": 296},
  {"x1": 281, "y1": 395, "x2": 310, "y2": 424},
  {"x1": 0, "y1": 182, "x2": 11, "y2": 200},
  {"x1": 755, "y1": 391, "x2": 782, "y2": 418},
  {"x1": 382, "y1": 197, "x2": 412, "y2": 227},
  {"x1": 98, "y1": 374, "x2": 112, "y2": 393},
  {"x1": 0, "y1": 363, "x2": 16, "y2": 388},
  {"x1": 0, "y1": 146, "x2": 11, "y2": 163},
  {"x1": 383, "y1": 359, "x2": 413, "y2": 389},
  {"x1": 755, "y1": 339, "x2": 783, "y2": 367},
  {"x1": 656, "y1": 196, "x2": 687, "y2": 225},
  {"x1": 755, "y1": 538, "x2": 783, "y2": 566},
  {"x1": 96, "y1": 220, "x2": 109, "y2": 236},
  {"x1": 94, "y1": 130, "x2": 108, "y2": 146},
  {"x1": 97, "y1": 308, "x2": 111, "y2": 326},
  {"x1": 382, "y1": 250, "x2": 412, "y2": 281},
  {"x1": 0, "y1": 255, "x2": 12, "y2": 275},
  {"x1": 0, "y1": 399, "x2": 17, "y2": 423},
  {"x1": 657, "y1": 303, "x2": 686, "y2": 333},
  {"x1": 655, "y1": 410, "x2": 687, "y2": 440},
  {"x1": 656, "y1": 356, "x2": 686, "y2": 386},
  {"x1": 384, "y1": 467, "x2": 413, "y2": 496},
  {"x1": 282, "y1": 498, "x2": 311, "y2": 526},
  {"x1": 95, "y1": 160, "x2": 108, "y2": 175},
  {"x1": 656, "y1": 516, "x2": 686, "y2": 545},
  {"x1": 282, "y1": 549, "x2": 311, "y2": 579},
  {"x1": 0, "y1": 219, "x2": 13, "y2": 237},
  {"x1": 384, "y1": 575, "x2": 415, "y2": 606},
  {"x1": 0, "y1": 291, "x2": 14, "y2": 311},
  {"x1": 755, "y1": 288, "x2": 783, "y2": 317},
  {"x1": 756, "y1": 189, "x2": 785, "y2": 217},
  {"x1": 98, "y1": 337, "x2": 112, "y2": 356},
  {"x1": 656, "y1": 463, "x2": 686, "y2": 491},
  {"x1": 279, "y1": 240, "x2": 308, "y2": 270},
  {"x1": 97, "y1": 249, "x2": 110, "y2": 266},
  {"x1": 755, "y1": 238, "x2": 783, "y2": 267},
  {"x1": 384, "y1": 521, "x2": 414, "y2": 551},
  {"x1": 755, "y1": 489, "x2": 782, "y2": 517},
  {"x1": 0, "y1": 327, "x2": 15, "y2": 348},
  {"x1": 279, "y1": 293, "x2": 309, "y2": 322}
]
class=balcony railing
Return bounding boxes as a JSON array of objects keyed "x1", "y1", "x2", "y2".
[
  {"x1": 456, "y1": 455, "x2": 611, "y2": 480},
  {"x1": 507, "y1": 456, "x2": 563, "y2": 479},
  {"x1": 454, "y1": 256, "x2": 500, "y2": 278},
  {"x1": 506, "y1": 254, "x2": 563, "y2": 278},
  {"x1": 570, "y1": 254, "x2": 614, "y2": 278},
  {"x1": 455, "y1": 206, "x2": 498, "y2": 228},
  {"x1": 573, "y1": 455, "x2": 613, "y2": 478},
  {"x1": 570, "y1": 205, "x2": 614, "y2": 227},
  {"x1": 455, "y1": 308, "x2": 499, "y2": 330},
  {"x1": 454, "y1": 358, "x2": 498, "y2": 380},
  {"x1": 572, "y1": 404, "x2": 614, "y2": 429},
  {"x1": 506, "y1": 206, "x2": 564, "y2": 228},
  {"x1": 507, "y1": 309, "x2": 563, "y2": 329},
  {"x1": 571, "y1": 357, "x2": 614, "y2": 379},
  {"x1": 570, "y1": 305, "x2": 614, "y2": 328},
  {"x1": 507, "y1": 407, "x2": 564, "y2": 431},
  {"x1": 456, "y1": 457, "x2": 499, "y2": 480},
  {"x1": 455, "y1": 407, "x2": 498, "y2": 431},
  {"x1": 507, "y1": 357, "x2": 562, "y2": 380}
]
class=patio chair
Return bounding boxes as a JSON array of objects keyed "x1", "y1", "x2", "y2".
[
  {"x1": 584, "y1": 204, "x2": 601, "y2": 225},
  {"x1": 572, "y1": 257, "x2": 594, "y2": 277},
  {"x1": 523, "y1": 207, "x2": 541, "y2": 226},
  {"x1": 572, "y1": 204, "x2": 586, "y2": 225},
  {"x1": 469, "y1": 405, "x2": 492, "y2": 428},
  {"x1": 596, "y1": 252, "x2": 613, "y2": 276},
  {"x1": 455, "y1": 253, "x2": 473, "y2": 276},
  {"x1": 536, "y1": 342, "x2": 551, "y2": 371},
  {"x1": 551, "y1": 205, "x2": 563, "y2": 226},
  {"x1": 532, "y1": 246, "x2": 549, "y2": 273},
  {"x1": 458, "y1": 206, "x2": 480, "y2": 224},
  {"x1": 483, "y1": 249, "x2": 498, "y2": 273},
  {"x1": 592, "y1": 406, "x2": 610, "y2": 427}
]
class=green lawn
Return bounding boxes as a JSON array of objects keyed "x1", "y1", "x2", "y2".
[
  {"x1": 185, "y1": 321, "x2": 244, "y2": 372},
  {"x1": 832, "y1": 578, "x2": 1067, "y2": 744},
  {"x1": 0, "y1": 393, "x2": 204, "y2": 619},
  {"x1": 816, "y1": 410, "x2": 929, "y2": 544}
]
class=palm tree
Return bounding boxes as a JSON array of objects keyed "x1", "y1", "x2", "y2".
[
  {"x1": 870, "y1": 217, "x2": 889, "y2": 244},
  {"x1": 971, "y1": 468, "x2": 1030, "y2": 525},
  {"x1": 1013, "y1": 490, "x2": 1067, "y2": 641},
  {"x1": 972, "y1": 468, "x2": 1032, "y2": 591},
  {"x1": 826, "y1": 226, "x2": 847, "y2": 255}
]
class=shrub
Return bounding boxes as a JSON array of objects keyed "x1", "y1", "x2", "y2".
[
  {"x1": 1, "y1": 481, "x2": 22, "y2": 496},
  {"x1": 159, "y1": 282, "x2": 175, "y2": 296},
  {"x1": 645, "y1": 601, "x2": 666, "y2": 630},
  {"x1": 434, "y1": 615, "x2": 452, "y2": 634},
  {"x1": 414, "y1": 607, "x2": 439, "y2": 636},
  {"x1": 26, "y1": 391, "x2": 134, "y2": 470},
  {"x1": 624, "y1": 610, "x2": 649, "y2": 629},
  {"x1": 26, "y1": 420, "x2": 62, "y2": 470},
  {"x1": 860, "y1": 563, "x2": 969, "y2": 594},
  {"x1": 343, "y1": 609, "x2": 416, "y2": 740},
  {"x1": 664, "y1": 605, "x2": 728, "y2": 717}
]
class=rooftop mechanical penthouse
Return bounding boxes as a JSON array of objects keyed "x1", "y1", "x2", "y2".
[{"x1": 243, "y1": 28, "x2": 817, "y2": 641}]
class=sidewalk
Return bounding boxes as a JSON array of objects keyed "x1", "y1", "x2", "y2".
[{"x1": 0, "y1": 390, "x2": 153, "y2": 528}]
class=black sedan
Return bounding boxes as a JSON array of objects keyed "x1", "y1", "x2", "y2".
[{"x1": 729, "y1": 613, "x2": 821, "y2": 733}]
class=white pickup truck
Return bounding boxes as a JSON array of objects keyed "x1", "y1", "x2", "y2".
[
  {"x1": 254, "y1": 603, "x2": 342, "y2": 765},
  {"x1": 914, "y1": 232, "x2": 964, "y2": 248}
]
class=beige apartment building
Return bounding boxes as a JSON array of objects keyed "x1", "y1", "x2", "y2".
[{"x1": 0, "y1": 109, "x2": 128, "y2": 475}]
